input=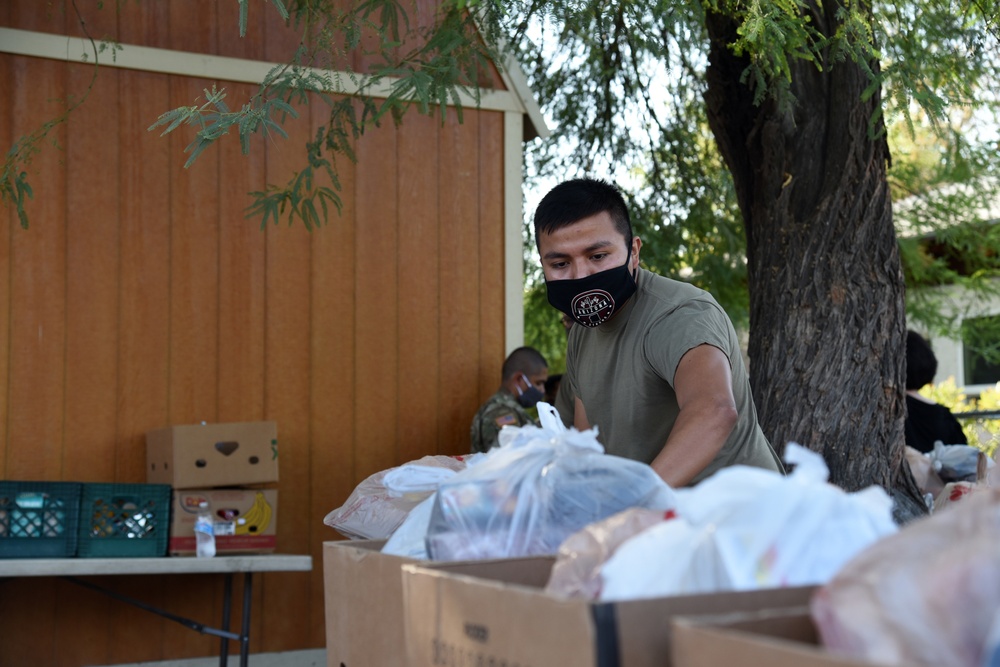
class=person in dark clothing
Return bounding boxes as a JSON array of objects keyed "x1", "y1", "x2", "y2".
[{"x1": 905, "y1": 330, "x2": 968, "y2": 454}]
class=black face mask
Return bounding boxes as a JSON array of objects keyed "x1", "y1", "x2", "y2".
[
  {"x1": 545, "y1": 248, "x2": 637, "y2": 328},
  {"x1": 514, "y1": 374, "x2": 545, "y2": 408}
]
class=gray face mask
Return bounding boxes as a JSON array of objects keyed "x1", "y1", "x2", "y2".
[{"x1": 515, "y1": 374, "x2": 544, "y2": 408}]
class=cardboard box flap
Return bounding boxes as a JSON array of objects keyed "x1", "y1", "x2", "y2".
[
  {"x1": 617, "y1": 587, "x2": 818, "y2": 666},
  {"x1": 403, "y1": 560, "x2": 603, "y2": 667},
  {"x1": 413, "y1": 555, "x2": 557, "y2": 588},
  {"x1": 671, "y1": 607, "x2": 879, "y2": 667},
  {"x1": 404, "y1": 558, "x2": 819, "y2": 667}
]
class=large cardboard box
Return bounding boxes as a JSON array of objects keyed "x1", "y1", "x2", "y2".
[
  {"x1": 322, "y1": 540, "x2": 546, "y2": 667},
  {"x1": 169, "y1": 488, "x2": 277, "y2": 555},
  {"x1": 323, "y1": 540, "x2": 416, "y2": 667},
  {"x1": 146, "y1": 421, "x2": 278, "y2": 489},
  {"x1": 671, "y1": 606, "x2": 887, "y2": 667},
  {"x1": 402, "y1": 559, "x2": 818, "y2": 667}
]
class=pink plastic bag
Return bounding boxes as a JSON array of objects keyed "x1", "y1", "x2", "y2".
[
  {"x1": 323, "y1": 455, "x2": 469, "y2": 540},
  {"x1": 811, "y1": 488, "x2": 1000, "y2": 667}
]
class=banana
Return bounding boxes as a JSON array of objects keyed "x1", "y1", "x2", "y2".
[{"x1": 234, "y1": 492, "x2": 272, "y2": 535}]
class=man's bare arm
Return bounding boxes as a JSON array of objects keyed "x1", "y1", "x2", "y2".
[
  {"x1": 650, "y1": 344, "x2": 738, "y2": 487},
  {"x1": 573, "y1": 396, "x2": 591, "y2": 431}
]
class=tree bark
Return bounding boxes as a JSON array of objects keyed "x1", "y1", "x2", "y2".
[{"x1": 703, "y1": 3, "x2": 927, "y2": 522}]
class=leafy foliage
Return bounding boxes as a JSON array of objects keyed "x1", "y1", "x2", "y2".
[
  {"x1": 0, "y1": 2, "x2": 115, "y2": 229},
  {"x1": 921, "y1": 378, "x2": 1000, "y2": 457}
]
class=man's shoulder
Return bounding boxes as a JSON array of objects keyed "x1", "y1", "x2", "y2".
[
  {"x1": 635, "y1": 269, "x2": 720, "y2": 318},
  {"x1": 476, "y1": 390, "x2": 530, "y2": 428},
  {"x1": 476, "y1": 390, "x2": 523, "y2": 422}
]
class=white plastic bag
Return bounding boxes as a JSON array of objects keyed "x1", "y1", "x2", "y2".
[
  {"x1": 423, "y1": 421, "x2": 676, "y2": 561},
  {"x1": 381, "y1": 494, "x2": 437, "y2": 558},
  {"x1": 598, "y1": 443, "x2": 898, "y2": 600},
  {"x1": 929, "y1": 442, "x2": 984, "y2": 483}
]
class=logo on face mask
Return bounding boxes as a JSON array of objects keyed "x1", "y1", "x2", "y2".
[
  {"x1": 546, "y1": 251, "x2": 638, "y2": 329},
  {"x1": 571, "y1": 290, "x2": 615, "y2": 327}
]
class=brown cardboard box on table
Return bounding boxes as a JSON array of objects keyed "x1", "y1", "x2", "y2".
[
  {"x1": 169, "y1": 488, "x2": 278, "y2": 555},
  {"x1": 402, "y1": 558, "x2": 818, "y2": 667},
  {"x1": 671, "y1": 606, "x2": 893, "y2": 667},
  {"x1": 146, "y1": 421, "x2": 278, "y2": 489}
]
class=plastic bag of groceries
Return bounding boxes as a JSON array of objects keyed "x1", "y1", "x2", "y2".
[
  {"x1": 596, "y1": 443, "x2": 898, "y2": 601},
  {"x1": 928, "y1": 442, "x2": 986, "y2": 484},
  {"x1": 811, "y1": 488, "x2": 1000, "y2": 667},
  {"x1": 323, "y1": 454, "x2": 474, "y2": 540},
  {"x1": 422, "y1": 410, "x2": 677, "y2": 561}
]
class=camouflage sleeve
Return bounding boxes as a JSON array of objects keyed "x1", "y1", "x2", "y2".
[{"x1": 471, "y1": 403, "x2": 522, "y2": 453}]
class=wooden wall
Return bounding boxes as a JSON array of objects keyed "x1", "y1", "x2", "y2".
[{"x1": 0, "y1": 2, "x2": 509, "y2": 665}]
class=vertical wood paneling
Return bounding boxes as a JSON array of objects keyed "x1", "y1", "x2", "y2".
[
  {"x1": 308, "y1": 96, "x2": 358, "y2": 646},
  {"x1": 6, "y1": 61, "x2": 67, "y2": 478},
  {"x1": 2, "y1": 49, "x2": 67, "y2": 667},
  {"x1": 438, "y1": 108, "x2": 481, "y2": 456},
  {"x1": 478, "y1": 111, "x2": 506, "y2": 399},
  {"x1": 258, "y1": 11, "x2": 315, "y2": 653},
  {"x1": 117, "y1": 0, "x2": 170, "y2": 48},
  {"x1": 62, "y1": 60, "x2": 121, "y2": 483},
  {"x1": 261, "y1": 141, "x2": 314, "y2": 653},
  {"x1": 397, "y1": 111, "x2": 442, "y2": 460},
  {"x1": 354, "y1": 122, "x2": 400, "y2": 478},
  {"x1": 110, "y1": 5, "x2": 174, "y2": 660},
  {"x1": 161, "y1": 67, "x2": 224, "y2": 659},
  {"x1": 55, "y1": 59, "x2": 121, "y2": 667},
  {"x1": 0, "y1": 52, "x2": 11, "y2": 478},
  {"x1": 216, "y1": 85, "x2": 267, "y2": 424},
  {"x1": 109, "y1": 66, "x2": 172, "y2": 665}
]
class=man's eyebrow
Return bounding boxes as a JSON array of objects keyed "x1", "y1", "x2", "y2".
[{"x1": 542, "y1": 240, "x2": 617, "y2": 261}]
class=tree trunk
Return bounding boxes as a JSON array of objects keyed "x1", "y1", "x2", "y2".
[{"x1": 703, "y1": 3, "x2": 926, "y2": 522}]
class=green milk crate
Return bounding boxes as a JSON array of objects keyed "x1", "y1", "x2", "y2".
[
  {"x1": 0, "y1": 481, "x2": 82, "y2": 558},
  {"x1": 78, "y1": 483, "x2": 171, "y2": 558}
]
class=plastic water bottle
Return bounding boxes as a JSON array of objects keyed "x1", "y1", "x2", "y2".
[{"x1": 194, "y1": 501, "x2": 216, "y2": 558}]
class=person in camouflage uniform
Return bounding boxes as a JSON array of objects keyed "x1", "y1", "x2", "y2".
[{"x1": 470, "y1": 347, "x2": 549, "y2": 453}]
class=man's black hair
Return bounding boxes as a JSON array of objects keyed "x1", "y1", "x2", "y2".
[
  {"x1": 533, "y1": 178, "x2": 632, "y2": 250},
  {"x1": 906, "y1": 330, "x2": 938, "y2": 390},
  {"x1": 501, "y1": 346, "x2": 548, "y2": 382}
]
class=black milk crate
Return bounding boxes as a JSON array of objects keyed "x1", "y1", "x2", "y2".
[
  {"x1": 78, "y1": 483, "x2": 171, "y2": 558},
  {"x1": 0, "y1": 481, "x2": 82, "y2": 558}
]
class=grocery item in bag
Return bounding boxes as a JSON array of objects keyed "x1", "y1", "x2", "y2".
[{"x1": 597, "y1": 443, "x2": 898, "y2": 600}]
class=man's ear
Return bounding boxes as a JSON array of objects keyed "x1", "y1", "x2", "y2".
[{"x1": 631, "y1": 236, "x2": 642, "y2": 270}]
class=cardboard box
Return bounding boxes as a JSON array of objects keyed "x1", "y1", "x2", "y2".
[
  {"x1": 671, "y1": 606, "x2": 885, "y2": 667},
  {"x1": 402, "y1": 559, "x2": 818, "y2": 667},
  {"x1": 146, "y1": 421, "x2": 278, "y2": 489},
  {"x1": 323, "y1": 540, "x2": 414, "y2": 667},
  {"x1": 169, "y1": 488, "x2": 277, "y2": 555},
  {"x1": 322, "y1": 540, "x2": 546, "y2": 667}
]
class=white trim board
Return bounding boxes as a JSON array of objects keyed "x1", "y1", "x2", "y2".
[{"x1": 0, "y1": 26, "x2": 547, "y2": 138}]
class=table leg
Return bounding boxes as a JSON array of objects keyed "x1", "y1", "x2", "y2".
[
  {"x1": 240, "y1": 571, "x2": 254, "y2": 667},
  {"x1": 220, "y1": 572, "x2": 233, "y2": 667}
]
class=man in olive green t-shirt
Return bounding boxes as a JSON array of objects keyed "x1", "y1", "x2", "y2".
[{"x1": 533, "y1": 178, "x2": 783, "y2": 487}]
